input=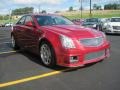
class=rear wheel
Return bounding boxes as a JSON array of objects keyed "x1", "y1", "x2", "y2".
[
  {"x1": 11, "y1": 35, "x2": 19, "y2": 50},
  {"x1": 39, "y1": 41, "x2": 56, "y2": 67}
]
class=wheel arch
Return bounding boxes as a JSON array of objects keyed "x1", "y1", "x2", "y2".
[
  {"x1": 39, "y1": 38, "x2": 53, "y2": 49},
  {"x1": 39, "y1": 37, "x2": 57, "y2": 66}
]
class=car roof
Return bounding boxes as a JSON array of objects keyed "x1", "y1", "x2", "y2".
[{"x1": 23, "y1": 13, "x2": 60, "y2": 17}]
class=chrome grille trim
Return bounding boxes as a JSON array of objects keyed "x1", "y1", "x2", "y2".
[
  {"x1": 113, "y1": 26, "x2": 120, "y2": 30},
  {"x1": 80, "y1": 37, "x2": 103, "y2": 47},
  {"x1": 85, "y1": 50, "x2": 105, "y2": 61}
]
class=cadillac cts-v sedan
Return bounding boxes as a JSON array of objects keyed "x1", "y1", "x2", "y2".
[{"x1": 11, "y1": 14, "x2": 110, "y2": 67}]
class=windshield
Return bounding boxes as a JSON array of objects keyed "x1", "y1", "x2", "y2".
[
  {"x1": 85, "y1": 18, "x2": 99, "y2": 22},
  {"x1": 111, "y1": 18, "x2": 120, "y2": 22},
  {"x1": 35, "y1": 15, "x2": 74, "y2": 26}
]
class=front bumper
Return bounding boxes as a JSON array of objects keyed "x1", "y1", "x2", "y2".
[
  {"x1": 57, "y1": 43, "x2": 110, "y2": 67},
  {"x1": 105, "y1": 28, "x2": 120, "y2": 34}
]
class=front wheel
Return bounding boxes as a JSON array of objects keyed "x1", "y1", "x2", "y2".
[{"x1": 39, "y1": 41, "x2": 56, "y2": 67}]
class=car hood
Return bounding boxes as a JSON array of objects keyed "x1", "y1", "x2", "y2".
[
  {"x1": 41, "y1": 25, "x2": 102, "y2": 39},
  {"x1": 108, "y1": 22, "x2": 120, "y2": 26}
]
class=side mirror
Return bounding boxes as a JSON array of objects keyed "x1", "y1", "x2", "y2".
[{"x1": 25, "y1": 21, "x2": 35, "y2": 27}]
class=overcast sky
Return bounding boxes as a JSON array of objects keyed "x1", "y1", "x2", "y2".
[{"x1": 0, "y1": 0, "x2": 119, "y2": 14}]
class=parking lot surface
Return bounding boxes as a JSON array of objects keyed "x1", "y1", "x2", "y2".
[{"x1": 0, "y1": 27, "x2": 120, "y2": 90}]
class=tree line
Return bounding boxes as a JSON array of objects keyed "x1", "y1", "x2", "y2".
[
  {"x1": 0, "y1": 15, "x2": 9, "y2": 20},
  {"x1": 69, "y1": 3, "x2": 120, "y2": 11},
  {"x1": 0, "y1": 7, "x2": 48, "y2": 20},
  {"x1": 12, "y1": 7, "x2": 34, "y2": 15},
  {"x1": 104, "y1": 3, "x2": 120, "y2": 10}
]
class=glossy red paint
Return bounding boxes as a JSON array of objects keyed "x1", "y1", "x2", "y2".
[{"x1": 11, "y1": 14, "x2": 110, "y2": 67}]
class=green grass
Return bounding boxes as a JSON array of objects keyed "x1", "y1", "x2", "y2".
[
  {"x1": 0, "y1": 19, "x2": 18, "y2": 24},
  {"x1": 61, "y1": 10, "x2": 120, "y2": 19},
  {"x1": 0, "y1": 10, "x2": 120, "y2": 24}
]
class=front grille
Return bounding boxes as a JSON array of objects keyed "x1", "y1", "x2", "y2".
[
  {"x1": 85, "y1": 50, "x2": 105, "y2": 61},
  {"x1": 113, "y1": 26, "x2": 120, "y2": 30},
  {"x1": 80, "y1": 37, "x2": 103, "y2": 47}
]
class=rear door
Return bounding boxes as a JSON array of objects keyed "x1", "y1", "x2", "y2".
[{"x1": 14, "y1": 16, "x2": 26, "y2": 47}]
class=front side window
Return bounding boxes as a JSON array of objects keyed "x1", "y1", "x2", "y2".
[
  {"x1": 35, "y1": 15, "x2": 74, "y2": 26},
  {"x1": 17, "y1": 16, "x2": 26, "y2": 25},
  {"x1": 25, "y1": 16, "x2": 34, "y2": 24}
]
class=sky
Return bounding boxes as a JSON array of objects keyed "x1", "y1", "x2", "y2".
[{"x1": 0, "y1": 0, "x2": 119, "y2": 14}]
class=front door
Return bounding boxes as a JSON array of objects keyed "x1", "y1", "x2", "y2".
[{"x1": 24, "y1": 15, "x2": 39, "y2": 53}]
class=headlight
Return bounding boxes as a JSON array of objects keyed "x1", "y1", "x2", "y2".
[
  {"x1": 93, "y1": 24, "x2": 96, "y2": 27},
  {"x1": 106, "y1": 25, "x2": 112, "y2": 29},
  {"x1": 60, "y1": 35, "x2": 75, "y2": 48}
]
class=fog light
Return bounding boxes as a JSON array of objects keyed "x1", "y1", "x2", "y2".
[{"x1": 70, "y1": 56, "x2": 78, "y2": 63}]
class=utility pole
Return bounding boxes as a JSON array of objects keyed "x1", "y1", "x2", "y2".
[
  {"x1": 79, "y1": 0, "x2": 82, "y2": 19},
  {"x1": 90, "y1": 0, "x2": 92, "y2": 17},
  {"x1": 9, "y1": 9, "x2": 12, "y2": 23},
  {"x1": 39, "y1": 4, "x2": 41, "y2": 14}
]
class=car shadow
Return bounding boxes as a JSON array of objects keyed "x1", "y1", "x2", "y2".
[
  {"x1": 106, "y1": 33, "x2": 120, "y2": 36},
  {"x1": 18, "y1": 50, "x2": 67, "y2": 71},
  {"x1": 18, "y1": 50, "x2": 98, "y2": 72}
]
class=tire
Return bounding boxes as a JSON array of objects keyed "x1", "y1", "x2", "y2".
[
  {"x1": 39, "y1": 41, "x2": 56, "y2": 67},
  {"x1": 99, "y1": 59, "x2": 104, "y2": 63},
  {"x1": 11, "y1": 35, "x2": 19, "y2": 50}
]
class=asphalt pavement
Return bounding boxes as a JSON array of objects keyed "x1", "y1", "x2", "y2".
[{"x1": 0, "y1": 27, "x2": 120, "y2": 90}]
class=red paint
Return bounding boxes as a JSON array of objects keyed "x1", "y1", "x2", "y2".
[{"x1": 12, "y1": 14, "x2": 110, "y2": 67}]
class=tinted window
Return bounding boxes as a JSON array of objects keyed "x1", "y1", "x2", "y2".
[
  {"x1": 86, "y1": 18, "x2": 99, "y2": 22},
  {"x1": 111, "y1": 18, "x2": 120, "y2": 22},
  {"x1": 17, "y1": 16, "x2": 26, "y2": 25},
  {"x1": 35, "y1": 15, "x2": 74, "y2": 26}
]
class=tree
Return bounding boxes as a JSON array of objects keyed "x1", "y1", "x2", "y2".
[
  {"x1": 12, "y1": 7, "x2": 34, "y2": 15},
  {"x1": 93, "y1": 4, "x2": 97, "y2": 10},
  {"x1": 41, "y1": 10, "x2": 47, "y2": 13},
  {"x1": 93, "y1": 4, "x2": 101, "y2": 10},
  {"x1": 0, "y1": 15, "x2": 3, "y2": 20},
  {"x1": 69, "y1": 6, "x2": 73, "y2": 11},
  {"x1": 55, "y1": 11, "x2": 60, "y2": 13},
  {"x1": 96, "y1": 6, "x2": 102, "y2": 10},
  {"x1": 104, "y1": 3, "x2": 120, "y2": 10}
]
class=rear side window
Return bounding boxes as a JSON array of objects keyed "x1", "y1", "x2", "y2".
[
  {"x1": 17, "y1": 16, "x2": 26, "y2": 25},
  {"x1": 25, "y1": 16, "x2": 33, "y2": 24}
]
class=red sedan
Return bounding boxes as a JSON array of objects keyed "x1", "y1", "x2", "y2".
[{"x1": 11, "y1": 14, "x2": 110, "y2": 67}]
